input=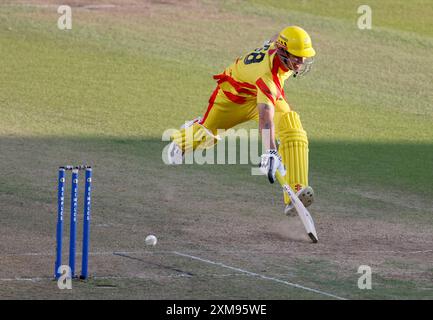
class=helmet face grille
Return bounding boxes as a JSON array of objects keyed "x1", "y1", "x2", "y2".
[
  {"x1": 293, "y1": 57, "x2": 314, "y2": 77},
  {"x1": 276, "y1": 46, "x2": 314, "y2": 77}
]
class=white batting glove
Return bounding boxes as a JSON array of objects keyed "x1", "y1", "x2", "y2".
[{"x1": 260, "y1": 149, "x2": 286, "y2": 184}]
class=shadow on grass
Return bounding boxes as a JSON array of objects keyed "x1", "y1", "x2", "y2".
[
  {"x1": 310, "y1": 140, "x2": 433, "y2": 196},
  {"x1": 1, "y1": 135, "x2": 432, "y2": 192},
  {"x1": 1, "y1": 136, "x2": 432, "y2": 219}
]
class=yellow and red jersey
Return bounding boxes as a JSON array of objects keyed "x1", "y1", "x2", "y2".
[{"x1": 213, "y1": 42, "x2": 294, "y2": 107}]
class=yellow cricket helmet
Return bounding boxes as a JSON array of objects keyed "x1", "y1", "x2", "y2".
[{"x1": 276, "y1": 26, "x2": 316, "y2": 58}]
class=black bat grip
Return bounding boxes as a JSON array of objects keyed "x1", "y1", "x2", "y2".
[{"x1": 268, "y1": 157, "x2": 275, "y2": 184}]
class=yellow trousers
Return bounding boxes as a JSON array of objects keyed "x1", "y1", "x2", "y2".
[
  {"x1": 199, "y1": 86, "x2": 291, "y2": 136},
  {"x1": 172, "y1": 86, "x2": 309, "y2": 204}
]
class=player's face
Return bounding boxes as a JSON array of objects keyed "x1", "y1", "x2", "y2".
[
  {"x1": 277, "y1": 47, "x2": 313, "y2": 77},
  {"x1": 287, "y1": 54, "x2": 305, "y2": 71},
  {"x1": 277, "y1": 48, "x2": 305, "y2": 71}
]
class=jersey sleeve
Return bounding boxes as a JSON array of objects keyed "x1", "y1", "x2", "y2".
[{"x1": 255, "y1": 72, "x2": 284, "y2": 107}]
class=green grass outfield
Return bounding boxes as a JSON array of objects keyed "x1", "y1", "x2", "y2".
[{"x1": 0, "y1": 1, "x2": 432, "y2": 299}]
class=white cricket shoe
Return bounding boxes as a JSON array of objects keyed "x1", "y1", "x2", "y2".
[
  {"x1": 284, "y1": 186, "x2": 314, "y2": 216},
  {"x1": 167, "y1": 141, "x2": 183, "y2": 165}
]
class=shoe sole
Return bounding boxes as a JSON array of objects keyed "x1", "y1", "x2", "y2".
[
  {"x1": 297, "y1": 186, "x2": 314, "y2": 208},
  {"x1": 285, "y1": 186, "x2": 314, "y2": 217}
]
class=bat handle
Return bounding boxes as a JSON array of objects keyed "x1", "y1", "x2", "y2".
[
  {"x1": 275, "y1": 170, "x2": 286, "y2": 187},
  {"x1": 267, "y1": 157, "x2": 275, "y2": 183}
]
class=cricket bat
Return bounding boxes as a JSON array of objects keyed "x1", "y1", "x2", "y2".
[{"x1": 275, "y1": 171, "x2": 318, "y2": 243}]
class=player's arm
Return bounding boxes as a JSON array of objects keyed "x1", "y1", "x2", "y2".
[
  {"x1": 256, "y1": 72, "x2": 283, "y2": 151},
  {"x1": 258, "y1": 103, "x2": 285, "y2": 183},
  {"x1": 255, "y1": 71, "x2": 286, "y2": 182},
  {"x1": 258, "y1": 103, "x2": 276, "y2": 150}
]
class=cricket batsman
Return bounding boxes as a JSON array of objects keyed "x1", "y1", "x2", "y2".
[{"x1": 167, "y1": 26, "x2": 316, "y2": 215}]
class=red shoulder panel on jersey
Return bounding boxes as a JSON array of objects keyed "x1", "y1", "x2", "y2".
[
  {"x1": 256, "y1": 78, "x2": 276, "y2": 106},
  {"x1": 271, "y1": 55, "x2": 287, "y2": 99}
]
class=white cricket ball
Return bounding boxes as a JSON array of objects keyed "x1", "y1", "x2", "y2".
[{"x1": 145, "y1": 235, "x2": 157, "y2": 246}]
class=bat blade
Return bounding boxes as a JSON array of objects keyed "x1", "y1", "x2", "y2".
[{"x1": 275, "y1": 172, "x2": 318, "y2": 243}]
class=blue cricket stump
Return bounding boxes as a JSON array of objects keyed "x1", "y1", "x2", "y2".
[
  {"x1": 69, "y1": 169, "x2": 79, "y2": 278},
  {"x1": 55, "y1": 168, "x2": 66, "y2": 279},
  {"x1": 80, "y1": 168, "x2": 92, "y2": 280}
]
